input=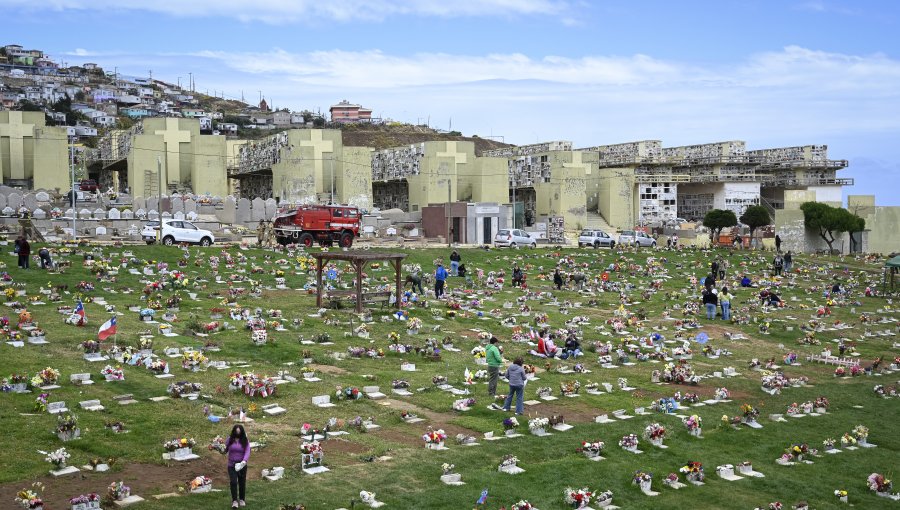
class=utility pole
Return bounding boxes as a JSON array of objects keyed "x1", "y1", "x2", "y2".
[
  {"x1": 330, "y1": 156, "x2": 335, "y2": 204},
  {"x1": 69, "y1": 136, "x2": 77, "y2": 240},
  {"x1": 189, "y1": 72, "x2": 193, "y2": 92},
  {"x1": 446, "y1": 178, "x2": 452, "y2": 247},
  {"x1": 511, "y1": 173, "x2": 516, "y2": 230}
]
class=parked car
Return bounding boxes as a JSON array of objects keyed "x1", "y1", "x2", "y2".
[
  {"x1": 79, "y1": 179, "x2": 98, "y2": 192},
  {"x1": 578, "y1": 229, "x2": 616, "y2": 248},
  {"x1": 618, "y1": 230, "x2": 656, "y2": 247},
  {"x1": 493, "y1": 228, "x2": 536, "y2": 248},
  {"x1": 141, "y1": 220, "x2": 215, "y2": 246}
]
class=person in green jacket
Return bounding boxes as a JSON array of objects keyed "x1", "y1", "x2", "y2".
[{"x1": 486, "y1": 336, "x2": 503, "y2": 402}]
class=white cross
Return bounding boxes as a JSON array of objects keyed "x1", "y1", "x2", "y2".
[
  {"x1": 299, "y1": 130, "x2": 334, "y2": 191},
  {"x1": 0, "y1": 112, "x2": 36, "y2": 181},
  {"x1": 155, "y1": 118, "x2": 192, "y2": 186}
]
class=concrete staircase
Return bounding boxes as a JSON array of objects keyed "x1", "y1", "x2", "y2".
[{"x1": 584, "y1": 211, "x2": 618, "y2": 235}]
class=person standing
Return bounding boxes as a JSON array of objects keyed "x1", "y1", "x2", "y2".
[
  {"x1": 225, "y1": 424, "x2": 251, "y2": 508},
  {"x1": 702, "y1": 288, "x2": 718, "y2": 319},
  {"x1": 773, "y1": 253, "x2": 784, "y2": 276},
  {"x1": 486, "y1": 337, "x2": 503, "y2": 403},
  {"x1": 720, "y1": 287, "x2": 733, "y2": 321},
  {"x1": 449, "y1": 250, "x2": 461, "y2": 277},
  {"x1": 553, "y1": 268, "x2": 564, "y2": 290},
  {"x1": 783, "y1": 251, "x2": 793, "y2": 274},
  {"x1": 18, "y1": 237, "x2": 30, "y2": 269},
  {"x1": 710, "y1": 259, "x2": 719, "y2": 280},
  {"x1": 256, "y1": 220, "x2": 265, "y2": 247},
  {"x1": 434, "y1": 263, "x2": 448, "y2": 298},
  {"x1": 502, "y1": 357, "x2": 527, "y2": 415},
  {"x1": 775, "y1": 234, "x2": 782, "y2": 253},
  {"x1": 719, "y1": 258, "x2": 727, "y2": 280}
]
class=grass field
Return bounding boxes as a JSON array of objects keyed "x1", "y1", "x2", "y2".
[{"x1": 0, "y1": 242, "x2": 897, "y2": 510}]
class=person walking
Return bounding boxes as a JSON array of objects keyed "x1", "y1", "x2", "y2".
[
  {"x1": 710, "y1": 259, "x2": 719, "y2": 281},
  {"x1": 783, "y1": 251, "x2": 793, "y2": 274},
  {"x1": 225, "y1": 424, "x2": 251, "y2": 508},
  {"x1": 18, "y1": 237, "x2": 30, "y2": 269},
  {"x1": 434, "y1": 263, "x2": 448, "y2": 298},
  {"x1": 449, "y1": 250, "x2": 461, "y2": 277},
  {"x1": 486, "y1": 337, "x2": 503, "y2": 403},
  {"x1": 773, "y1": 253, "x2": 784, "y2": 276},
  {"x1": 719, "y1": 258, "x2": 727, "y2": 280},
  {"x1": 502, "y1": 357, "x2": 527, "y2": 415},
  {"x1": 775, "y1": 234, "x2": 782, "y2": 253},
  {"x1": 720, "y1": 287, "x2": 733, "y2": 321}
]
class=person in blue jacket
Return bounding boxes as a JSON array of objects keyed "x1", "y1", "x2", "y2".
[{"x1": 434, "y1": 263, "x2": 448, "y2": 298}]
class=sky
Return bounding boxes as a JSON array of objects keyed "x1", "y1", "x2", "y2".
[{"x1": 4, "y1": 0, "x2": 899, "y2": 204}]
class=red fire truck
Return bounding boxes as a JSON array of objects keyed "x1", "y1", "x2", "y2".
[{"x1": 273, "y1": 204, "x2": 361, "y2": 247}]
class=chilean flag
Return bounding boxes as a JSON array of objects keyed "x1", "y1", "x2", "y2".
[
  {"x1": 98, "y1": 316, "x2": 117, "y2": 340},
  {"x1": 74, "y1": 299, "x2": 85, "y2": 319}
]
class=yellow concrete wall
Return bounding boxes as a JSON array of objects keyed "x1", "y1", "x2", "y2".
[
  {"x1": 848, "y1": 195, "x2": 900, "y2": 254},
  {"x1": 127, "y1": 135, "x2": 166, "y2": 198},
  {"x1": 468, "y1": 158, "x2": 508, "y2": 204},
  {"x1": 192, "y1": 135, "x2": 228, "y2": 197},
  {"x1": 596, "y1": 166, "x2": 636, "y2": 230},
  {"x1": 338, "y1": 146, "x2": 373, "y2": 209},
  {"x1": 32, "y1": 127, "x2": 69, "y2": 190}
]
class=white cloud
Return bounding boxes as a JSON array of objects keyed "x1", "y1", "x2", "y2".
[{"x1": 0, "y1": 0, "x2": 571, "y2": 23}]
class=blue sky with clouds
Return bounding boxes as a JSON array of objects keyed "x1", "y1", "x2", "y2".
[{"x1": 4, "y1": 0, "x2": 899, "y2": 204}]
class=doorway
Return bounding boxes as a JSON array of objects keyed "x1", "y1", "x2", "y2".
[{"x1": 483, "y1": 216, "x2": 492, "y2": 244}]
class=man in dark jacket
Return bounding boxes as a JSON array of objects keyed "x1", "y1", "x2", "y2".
[{"x1": 17, "y1": 237, "x2": 30, "y2": 269}]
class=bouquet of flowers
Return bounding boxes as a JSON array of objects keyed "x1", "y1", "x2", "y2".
[
  {"x1": 823, "y1": 438, "x2": 837, "y2": 450},
  {"x1": 503, "y1": 417, "x2": 520, "y2": 431},
  {"x1": 392, "y1": 379, "x2": 410, "y2": 389},
  {"x1": 563, "y1": 487, "x2": 593, "y2": 508},
  {"x1": 643, "y1": 423, "x2": 666, "y2": 442},
  {"x1": 15, "y1": 483, "x2": 44, "y2": 509},
  {"x1": 31, "y1": 367, "x2": 60, "y2": 387},
  {"x1": 147, "y1": 359, "x2": 168, "y2": 374},
  {"x1": 715, "y1": 387, "x2": 730, "y2": 400},
  {"x1": 422, "y1": 428, "x2": 447, "y2": 444},
  {"x1": 632, "y1": 471, "x2": 652, "y2": 484},
  {"x1": 619, "y1": 434, "x2": 639, "y2": 450},
  {"x1": 56, "y1": 414, "x2": 78, "y2": 434},
  {"x1": 181, "y1": 351, "x2": 208, "y2": 370},
  {"x1": 205, "y1": 435, "x2": 227, "y2": 454},
  {"x1": 45, "y1": 447, "x2": 70, "y2": 468},
  {"x1": 407, "y1": 317, "x2": 423, "y2": 330},
  {"x1": 834, "y1": 489, "x2": 848, "y2": 501},
  {"x1": 335, "y1": 386, "x2": 361, "y2": 401},
  {"x1": 867, "y1": 473, "x2": 892, "y2": 493},
  {"x1": 100, "y1": 365, "x2": 125, "y2": 380},
  {"x1": 167, "y1": 381, "x2": 202, "y2": 398},
  {"x1": 108, "y1": 481, "x2": 130, "y2": 501},
  {"x1": 300, "y1": 441, "x2": 323, "y2": 455},
  {"x1": 499, "y1": 454, "x2": 519, "y2": 469},
  {"x1": 163, "y1": 437, "x2": 196, "y2": 452},
  {"x1": 852, "y1": 425, "x2": 869, "y2": 441},
  {"x1": 68, "y1": 494, "x2": 100, "y2": 506},
  {"x1": 840, "y1": 433, "x2": 857, "y2": 447},
  {"x1": 509, "y1": 502, "x2": 533, "y2": 510},
  {"x1": 432, "y1": 375, "x2": 447, "y2": 386},
  {"x1": 189, "y1": 476, "x2": 212, "y2": 491},
  {"x1": 577, "y1": 440, "x2": 605, "y2": 456},
  {"x1": 683, "y1": 414, "x2": 702, "y2": 432},
  {"x1": 452, "y1": 398, "x2": 476, "y2": 411},
  {"x1": 741, "y1": 404, "x2": 760, "y2": 421},
  {"x1": 82, "y1": 340, "x2": 101, "y2": 353},
  {"x1": 528, "y1": 417, "x2": 549, "y2": 433},
  {"x1": 680, "y1": 461, "x2": 705, "y2": 482},
  {"x1": 834, "y1": 366, "x2": 846, "y2": 377},
  {"x1": 788, "y1": 443, "x2": 809, "y2": 459},
  {"x1": 560, "y1": 380, "x2": 581, "y2": 396}
]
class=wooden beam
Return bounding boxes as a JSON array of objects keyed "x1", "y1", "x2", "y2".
[{"x1": 316, "y1": 257, "x2": 323, "y2": 309}]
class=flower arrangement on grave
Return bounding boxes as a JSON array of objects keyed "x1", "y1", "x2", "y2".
[
  {"x1": 422, "y1": 428, "x2": 447, "y2": 445},
  {"x1": 577, "y1": 440, "x2": 605, "y2": 457},
  {"x1": 715, "y1": 387, "x2": 730, "y2": 400},
  {"x1": 741, "y1": 404, "x2": 760, "y2": 422},
  {"x1": 560, "y1": 380, "x2": 581, "y2": 396},
  {"x1": 100, "y1": 365, "x2": 124, "y2": 380},
  {"x1": 852, "y1": 425, "x2": 869, "y2": 441},
  {"x1": 147, "y1": 359, "x2": 168, "y2": 374},
  {"x1": 563, "y1": 487, "x2": 593, "y2": 508},
  {"x1": 31, "y1": 367, "x2": 59, "y2": 387},
  {"x1": 335, "y1": 386, "x2": 361, "y2": 400},
  {"x1": 188, "y1": 476, "x2": 211, "y2": 491},
  {"x1": 453, "y1": 398, "x2": 476, "y2": 411},
  {"x1": 167, "y1": 381, "x2": 202, "y2": 398},
  {"x1": 814, "y1": 396, "x2": 829, "y2": 410},
  {"x1": 68, "y1": 493, "x2": 100, "y2": 506},
  {"x1": 208, "y1": 435, "x2": 227, "y2": 454},
  {"x1": 45, "y1": 447, "x2": 70, "y2": 468},
  {"x1": 834, "y1": 489, "x2": 848, "y2": 502},
  {"x1": 407, "y1": 317, "x2": 423, "y2": 332},
  {"x1": 56, "y1": 414, "x2": 78, "y2": 434},
  {"x1": 867, "y1": 473, "x2": 892, "y2": 494},
  {"x1": 528, "y1": 417, "x2": 549, "y2": 433},
  {"x1": 300, "y1": 441, "x2": 323, "y2": 456},
  {"x1": 105, "y1": 421, "x2": 126, "y2": 433},
  {"x1": 431, "y1": 375, "x2": 447, "y2": 386},
  {"x1": 499, "y1": 454, "x2": 519, "y2": 469},
  {"x1": 619, "y1": 434, "x2": 639, "y2": 450},
  {"x1": 680, "y1": 461, "x2": 705, "y2": 482},
  {"x1": 203, "y1": 321, "x2": 221, "y2": 333},
  {"x1": 643, "y1": 423, "x2": 666, "y2": 442},
  {"x1": 535, "y1": 386, "x2": 552, "y2": 398},
  {"x1": 181, "y1": 351, "x2": 208, "y2": 370},
  {"x1": 455, "y1": 433, "x2": 476, "y2": 445},
  {"x1": 500, "y1": 417, "x2": 520, "y2": 432},
  {"x1": 683, "y1": 414, "x2": 702, "y2": 433},
  {"x1": 786, "y1": 402, "x2": 801, "y2": 416},
  {"x1": 108, "y1": 481, "x2": 130, "y2": 501},
  {"x1": 34, "y1": 393, "x2": 49, "y2": 413},
  {"x1": 81, "y1": 340, "x2": 101, "y2": 354},
  {"x1": 15, "y1": 483, "x2": 44, "y2": 509},
  {"x1": 834, "y1": 366, "x2": 846, "y2": 377},
  {"x1": 823, "y1": 438, "x2": 838, "y2": 450},
  {"x1": 788, "y1": 443, "x2": 809, "y2": 460},
  {"x1": 632, "y1": 471, "x2": 652, "y2": 485},
  {"x1": 163, "y1": 437, "x2": 196, "y2": 452},
  {"x1": 471, "y1": 345, "x2": 486, "y2": 359},
  {"x1": 392, "y1": 379, "x2": 410, "y2": 389},
  {"x1": 840, "y1": 433, "x2": 857, "y2": 447}
]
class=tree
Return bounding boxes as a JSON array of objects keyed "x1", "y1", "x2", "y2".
[
  {"x1": 703, "y1": 209, "x2": 738, "y2": 245},
  {"x1": 800, "y1": 202, "x2": 865, "y2": 254},
  {"x1": 739, "y1": 205, "x2": 772, "y2": 249},
  {"x1": 312, "y1": 117, "x2": 325, "y2": 128}
]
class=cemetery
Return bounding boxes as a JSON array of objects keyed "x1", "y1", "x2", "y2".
[{"x1": 0, "y1": 240, "x2": 897, "y2": 510}]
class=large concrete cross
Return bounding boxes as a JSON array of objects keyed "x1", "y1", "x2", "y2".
[
  {"x1": 0, "y1": 112, "x2": 36, "y2": 181},
  {"x1": 155, "y1": 118, "x2": 191, "y2": 187},
  {"x1": 437, "y1": 141, "x2": 468, "y2": 166},
  {"x1": 299, "y1": 130, "x2": 334, "y2": 191}
]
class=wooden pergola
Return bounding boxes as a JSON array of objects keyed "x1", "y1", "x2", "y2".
[{"x1": 312, "y1": 251, "x2": 408, "y2": 312}]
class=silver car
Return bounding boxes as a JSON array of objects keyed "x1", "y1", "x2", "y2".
[
  {"x1": 618, "y1": 230, "x2": 656, "y2": 247},
  {"x1": 578, "y1": 229, "x2": 616, "y2": 248},
  {"x1": 494, "y1": 228, "x2": 536, "y2": 248}
]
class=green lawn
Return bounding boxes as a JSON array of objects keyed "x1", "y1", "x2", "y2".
[{"x1": 0, "y1": 243, "x2": 896, "y2": 510}]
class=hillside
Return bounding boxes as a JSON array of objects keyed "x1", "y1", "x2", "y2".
[{"x1": 339, "y1": 123, "x2": 513, "y2": 155}]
